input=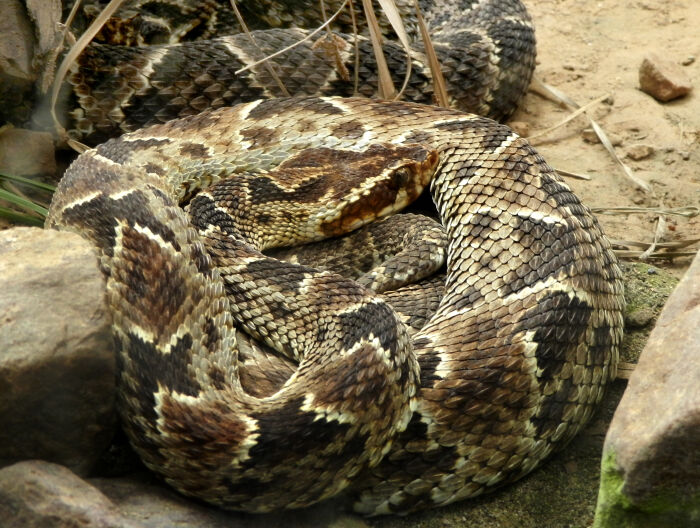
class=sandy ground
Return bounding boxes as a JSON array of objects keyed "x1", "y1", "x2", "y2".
[{"x1": 510, "y1": 0, "x2": 699, "y2": 278}]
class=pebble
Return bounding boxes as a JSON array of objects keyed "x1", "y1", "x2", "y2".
[
  {"x1": 639, "y1": 52, "x2": 693, "y2": 102},
  {"x1": 625, "y1": 307, "x2": 655, "y2": 329},
  {"x1": 625, "y1": 144, "x2": 655, "y2": 161},
  {"x1": 582, "y1": 128, "x2": 623, "y2": 146}
]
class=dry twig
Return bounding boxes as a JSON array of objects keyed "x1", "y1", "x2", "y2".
[{"x1": 529, "y1": 77, "x2": 652, "y2": 193}]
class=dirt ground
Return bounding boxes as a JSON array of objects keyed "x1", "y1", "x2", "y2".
[{"x1": 511, "y1": 0, "x2": 699, "y2": 278}]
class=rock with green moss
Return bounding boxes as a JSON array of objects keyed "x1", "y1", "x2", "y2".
[{"x1": 594, "y1": 254, "x2": 700, "y2": 528}]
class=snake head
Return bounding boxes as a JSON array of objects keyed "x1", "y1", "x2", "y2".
[{"x1": 315, "y1": 143, "x2": 440, "y2": 237}]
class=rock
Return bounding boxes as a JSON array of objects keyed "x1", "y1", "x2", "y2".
[
  {"x1": 639, "y1": 52, "x2": 693, "y2": 102},
  {"x1": 594, "y1": 251, "x2": 700, "y2": 527},
  {"x1": 582, "y1": 127, "x2": 623, "y2": 146},
  {"x1": 0, "y1": 460, "x2": 136, "y2": 528},
  {"x1": 0, "y1": 227, "x2": 115, "y2": 475},
  {"x1": 508, "y1": 121, "x2": 530, "y2": 137},
  {"x1": 0, "y1": 0, "x2": 61, "y2": 125},
  {"x1": 625, "y1": 143, "x2": 655, "y2": 161},
  {"x1": 92, "y1": 473, "x2": 361, "y2": 528},
  {"x1": 0, "y1": 127, "x2": 55, "y2": 177},
  {"x1": 0, "y1": 0, "x2": 36, "y2": 124},
  {"x1": 624, "y1": 306, "x2": 655, "y2": 329}
]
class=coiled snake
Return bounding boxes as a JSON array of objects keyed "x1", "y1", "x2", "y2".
[{"x1": 47, "y1": 0, "x2": 624, "y2": 516}]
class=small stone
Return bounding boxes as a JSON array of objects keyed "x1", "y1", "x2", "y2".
[
  {"x1": 639, "y1": 52, "x2": 693, "y2": 102},
  {"x1": 582, "y1": 128, "x2": 623, "y2": 146},
  {"x1": 508, "y1": 121, "x2": 530, "y2": 137},
  {"x1": 0, "y1": 461, "x2": 135, "y2": 528},
  {"x1": 679, "y1": 151, "x2": 690, "y2": 160},
  {"x1": 0, "y1": 227, "x2": 115, "y2": 475},
  {"x1": 681, "y1": 56, "x2": 695, "y2": 66},
  {"x1": 647, "y1": 267, "x2": 657, "y2": 275},
  {"x1": 0, "y1": 127, "x2": 56, "y2": 177},
  {"x1": 625, "y1": 144, "x2": 655, "y2": 161},
  {"x1": 564, "y1": 460, "x2": 578, "y2": 474},
  {"x1": 625, "y1": 307, "x2": 655, "y2": 328}
]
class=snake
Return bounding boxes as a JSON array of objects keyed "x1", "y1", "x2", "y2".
[{"x1": 45, "y1": 0, "x2": 625, "y2": 516}]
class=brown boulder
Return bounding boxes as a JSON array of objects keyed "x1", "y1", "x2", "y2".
[
  {"x1": 0, "y1": 227, "x2": 115, "y2": 475},
  {"x1": 0, "y1": 460, "x2": 136, "y2": 528},
  {"x1": 594, "y1": 251, "x2": 700, "y2": 527}
]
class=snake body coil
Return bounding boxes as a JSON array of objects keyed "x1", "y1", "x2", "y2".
[{"x1": 47, "y1": 0, "x2": 624, "y2": 516}]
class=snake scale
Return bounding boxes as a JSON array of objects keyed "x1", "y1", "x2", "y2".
[{"x1": 47, "y1": 0, "x2": 625, "y2": 516}]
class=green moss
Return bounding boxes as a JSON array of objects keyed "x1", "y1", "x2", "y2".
[
  {"x1": 594, "y1": 449, "x2": 700, "y2": 528},
  {"x1": 619, "y1": 262, "x2": 677, "y2": 363}
]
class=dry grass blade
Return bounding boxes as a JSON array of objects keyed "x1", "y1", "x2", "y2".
[
  {"x1": 639, "y1": 212, "x2": 666, "y2": 260},
  {"x1": 67, "y1": 138, "x2": 90, "y2": 153},
  {"x1": 230, "y1": 1, "x2": 289, "y2": 96},
  {"x1": 49, "y1": 0, "x2": 130, "y2": 147},
  {"x1": 591, "y1": 206, "x2": 699, "y2": 218},
  {"x1": 414, "y1": 0, "x2": 448, "y2": 107},
  {"x1": 375, "y1": 0, "x2": 412, "y2": 99},
  {"x1": 362, "y1": 0, "x2": 396, "y2": 99},
  {"x1": 611, "y1": 236, "x2": 699, "y2": 259},
  {"x1": 527, "y1": 93, "x2": 610, "y2": 140},
  {"x1": 61, "y1": 0, "x2": 83, "y2": 47},
  {"x1": 614, "y1": 249, "x2": 697, "y2": 259},
  {"x1": 610, "y1": 238, "x2": 700, "y2": 250},
  {"x1": 555, "y1": 168, "x2": 591, "y2": 181},
  {"x1": 348, "y1": 0, "x2": 361, "y2": 94},
  {"x1": 234, "y1": 0, "x2": 350, "y2": 76},
  {"x1": 530, "y1": 76, "x2": 652, "y2": 193}
]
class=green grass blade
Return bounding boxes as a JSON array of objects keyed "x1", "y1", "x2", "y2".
[
  {"x1": 0, "y1": 188, "x2": 49, "y2": 217},
  {"x1": 0, "y1": 206, "x2": 45, "y2": 226},
  {"x1": 0, "y1": 172, "x2": 56, "y2": 192}
]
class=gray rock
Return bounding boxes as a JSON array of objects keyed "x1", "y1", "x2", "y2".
[
  {"x1": 0, "y1": 128, "x2": 55, "y2": 177},
  {"x1": 0, "y1": 460, "x2": 136, "y2": 528},
  {"x1": 0, "y1": 0, "x2": 35, "y2": 124},
  {"x1": 639, "y1": 52, "x2": 693, "y2": 102},
  {"x1": 0, "y1": 0, "x2": 61, "y2": 125},
  {"x1": 594, "y1": 251, "x2": 700, "y2": 527},
  {"x1": 0, "y1": 227, "x2": 115, "y2": 475},
  {"x1": 92, "y1": 473, "x2": 363, "y2": 528}
]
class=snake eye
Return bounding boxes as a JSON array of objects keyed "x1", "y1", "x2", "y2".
[{"x1": 393, "y1": 167, "x2": 411, "y2": 187}]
